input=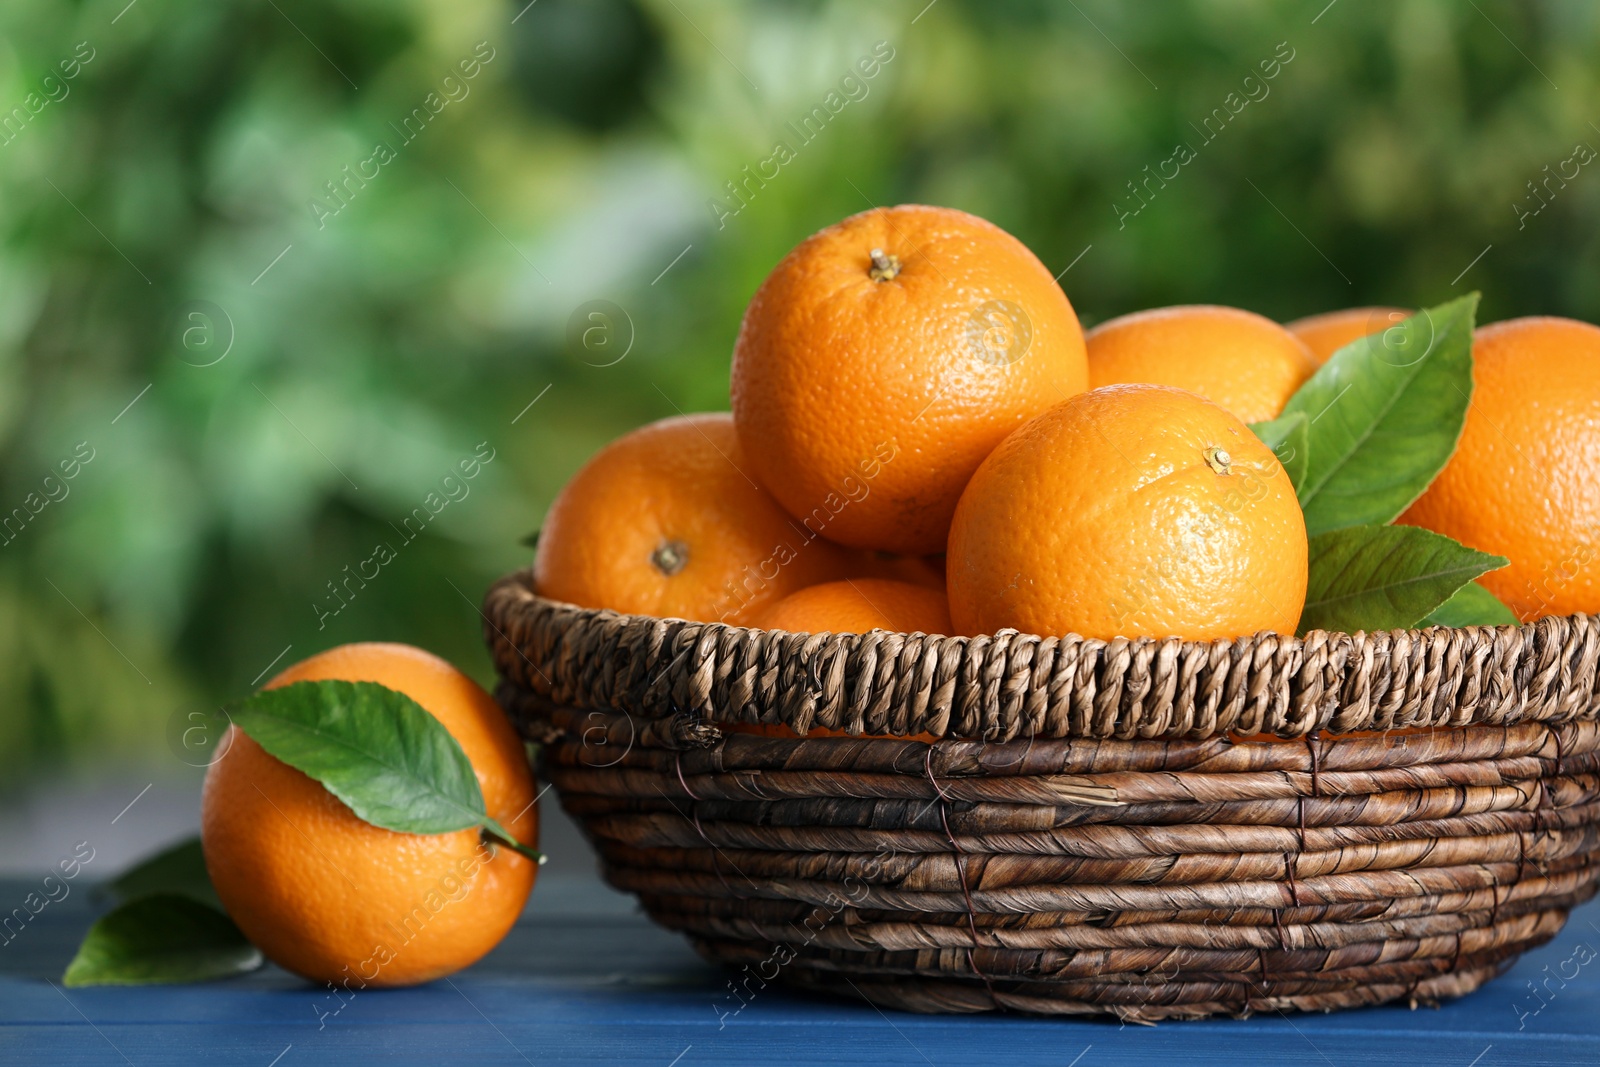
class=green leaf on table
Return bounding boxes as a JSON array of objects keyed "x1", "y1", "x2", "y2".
[
  {"x1": 63, "y1": 894, "x2": 262, "y2": 987},
  {"x1": 230, "y1": 680, "x2": 489, "y2": 835},
  {"x1": 1420, "y1": 580, "x2": 1520, "y2": 627},
  {"x1": 1284, "y1": 294, "x2": 1478, "y2": 537},
  {"x1": 1298, "y1": 524, "x2": 1509, "y2": 635},
  {"x1": 229, "y1": 680, "x2": 543, "y2": 863},
  {"x1": 1249, "y1": 411, "x2": 1309, "y2": 492},
  {"x1": 99, "y1": 836, "x2": 218, "y2": 910}
]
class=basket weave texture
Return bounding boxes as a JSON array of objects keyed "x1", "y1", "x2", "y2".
[{"x1": 483, "y1": 569, "x2": 1600, "y2": 1019}]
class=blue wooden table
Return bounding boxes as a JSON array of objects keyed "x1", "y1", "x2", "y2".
[{"x1": 4, "y1": 870, "x2": 1598, "y2": 1066}]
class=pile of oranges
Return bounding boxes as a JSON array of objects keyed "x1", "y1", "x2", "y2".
[{"x1": 536, "y1": 204, "x2": 1600, "y2": 642}]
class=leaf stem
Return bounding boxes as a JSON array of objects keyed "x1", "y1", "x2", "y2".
[{"x1": 481, "y1": 820, "x2": 546, "y2": 865}]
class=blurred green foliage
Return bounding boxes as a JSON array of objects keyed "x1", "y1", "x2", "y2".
[{"x1": 3, "y1": 0, "x2": 1598, "y2": 777}]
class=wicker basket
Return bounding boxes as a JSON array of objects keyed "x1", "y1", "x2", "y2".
[{"x1": 482, "y1": 569, "x2": 1600, "y2": 1020}]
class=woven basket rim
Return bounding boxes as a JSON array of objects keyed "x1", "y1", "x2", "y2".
[{"x1": 483, "y1": 568, "x2": 1600, "y2": 741}]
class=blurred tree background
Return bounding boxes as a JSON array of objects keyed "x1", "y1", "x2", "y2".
[{"x1": 3, "y1": 0, "x2": 1598, "y2": 780}]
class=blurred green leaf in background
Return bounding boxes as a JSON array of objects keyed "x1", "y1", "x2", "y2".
[{"x1": 3, "y1": 0, "x2": 1599, "y2": 780}]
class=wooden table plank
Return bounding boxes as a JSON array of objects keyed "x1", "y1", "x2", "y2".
[{"x1": 3, "y1": 873, "x2": 1597, "y2": 1065}]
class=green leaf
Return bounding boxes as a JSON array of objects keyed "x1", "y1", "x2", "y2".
[
  {"x1": 1299, "y1": 524, "x2": 1509, "y2": 635},
  {"x1": 63, "y1": 894, "x2": 262, "y2": 987},
  {"x1": 229, "y1": 680, "x2": 544, "y2": 863},
  {"x1": 230, "y1": 680, "x2": 489, "y2": 836},
  {"x1": 1284, "y1": 295, "x2": 1478, "y2": 537},
  {"x1": 1249, "y1": 411, "x2": 1309, "y2": 492},
  {"x1": 99, "y1": 837, "x2": 218, "y2": 910},
  {"x1": 1421, "y1": 581, "x2": 1520, "y2": 627}
]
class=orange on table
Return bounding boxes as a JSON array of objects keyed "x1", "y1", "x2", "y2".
[
  {"x1": 533, "y1": 413, "x2": 855, "y2": 625},
  {"x1": 1286, "y1": 306, "x2": 1412, "y2": 365},
  {"x1": 201, "y1": 643, "x2": 538, "y2": 987},
  {"x1": 730, "y1": 204, "x2": 1088, "y2": 556},
  {"x1": 947, "y1": 384, "x2": 1307, "y2": 641},
  {"x1": 1085, "y1": 304, "x2": 1317, "y2": 423},
  {"x1": 1398, "y1": 316, "x2": 1600, "y2": 621},
  {"x1": 753, "y1": 577, "x2": 956, "y2": 637}
]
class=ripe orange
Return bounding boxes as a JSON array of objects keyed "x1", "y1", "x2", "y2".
[
  {"x1": 534, "y1": 413, "x2": 855, "y2": 625},
  {"x1": 1085, "y1": 305, "x2": 1317, "y2": 423},
  {"x1": 731, "y1": 578, "x2": 951, "y2": 740},
  {"x1": 1399, "y1": 316, "x2": 1600, "y2": 621},
  {"x1": 1286, "y1": 306, "x2": 1412, "y2": 365},
  {"x1": 947, "y1": 384, "x2": 1307, "y2": 641},
  {"x1": 201, "y1": 643, "x2": 537, "y2": 988},
  {"x1": 753, "y1": 578, "x2": 956, "y2": 637},
  {"x1": 731, "y1": 204, "x2": 1088, "y2": 556},
  {"x1": 847, "y1": 551, "x2": 947, "y2": 592}
]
